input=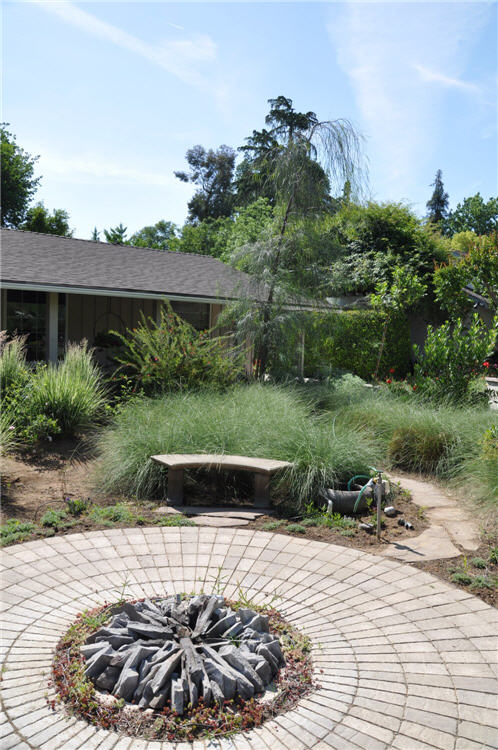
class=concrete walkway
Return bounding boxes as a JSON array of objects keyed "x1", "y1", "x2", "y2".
[
  {"x1": 1, "y1": 527, "x2": 497, "y2": 750},
  {"x1": 383, "y1": 476, "x2": 481, "y2": 563}
]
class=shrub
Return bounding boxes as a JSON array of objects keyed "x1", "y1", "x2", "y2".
[
  {"x1": 95, "y1": 384, "x2": 377, "y2": 507},
  {"x1": 41, "y1": 509, "x2": 67, "y2": 528},
  {"x1": 470, "y1": 557, "x2": 487, "y2": 569},
  {"x1": 304, "y1": 310, "x2": 411, "y2": 381},
  {"x1": 112, "y1": 306, "x2": 243, "y2": 395},
  {"x1": 413, "y1": 314, "x2": 498, "y2": 403},
  {"x1": 29, "y1": 342, "x2": 106, "y2": 436}
]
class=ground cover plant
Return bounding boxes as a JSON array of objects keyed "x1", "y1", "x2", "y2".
[
  {"x1": 51, "y1": 595, "x2": 315, "y2": 742},
  {"x1": 95, "y1": 383, "x2": 378, "y2": 505},
  {"x1": 0, "y1": 500, "x2": 195, "y2": 547}
]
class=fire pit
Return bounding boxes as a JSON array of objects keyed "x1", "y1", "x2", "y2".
[{"x1": 81, "y1": 594, "x2": 285, "y2": 715}]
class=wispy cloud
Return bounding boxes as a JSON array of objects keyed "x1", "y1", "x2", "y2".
[
  {"x1": 328, "y1": 2, "x2": 492, "y2": 201},
  {"x1": 40, "y1": 152, "x2": 185, "y2": 189},
  {"x1": 413, "y1": 64, "x2": 480, "y2": 94},
  {"x1": 36, "y1": 1, "x2": 217, "y2": 90}
]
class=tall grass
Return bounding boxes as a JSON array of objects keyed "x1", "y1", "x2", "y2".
[
  {"x1": 95, "y1": 384, "x2": 378, "y2": 505},
  {"x1": 306, "y1": 378, "x2": 498, "y2": 507},
  {"x1": 0, "y1": 410, "x2": 18, "y2": 455},
  {"x1": 30, "y1": 342, "x2": 106, "y2": 436},
  {"x1": 0, "y1": 332, "x2": 29, "y2": 397}
]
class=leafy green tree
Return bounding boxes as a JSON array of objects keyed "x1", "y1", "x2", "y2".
[
  {"x1": 225, "y1": 96, "x2": 367, "y2": 376},
  {"x1": 445, "y1": 193, "x2": 498, "y2": 236},
  {"x1": 104, "y1": 223, "x2": 128, "y2": 244},
  {"x1": 222, "y1": 198, "x2": 274, "y2": 263},
  {"x1": 434, "y1": 233, "x2": 498, "y2": 315},
  {"x1": 370, "y1": 266, "x2": 426, "y2": 379},
  {"x1": 426, "y1": 169, "x2": 449, "y2": 225},
  {"x1": 235, "y1": 96, "x2": 345, "y2": 209},
  {"x1": 325, "y1": 201, "x2": 449, "y2": 296},
  {"x1": 20, "y1": 202, "x2": 72, "y2": 237},
  {"x1": 91, "y1": 227, "x2": 101, "y2": 241},
  {"x1": 175, "y1": 144, "x2": 235, "y2": 223},
  {"x1": 129, "y1": 220, "x2": 177, "y2": 251},
  {"x1": 173, "y1": 216, "x2": 232, "y2": 258},
  {"x1": 1, "y1": 125, "x2": 41, "y2": 227}
]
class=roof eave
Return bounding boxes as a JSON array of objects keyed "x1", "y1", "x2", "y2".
[{"x1": 0, "y1": 280, "x2": 234, "y2": 305}]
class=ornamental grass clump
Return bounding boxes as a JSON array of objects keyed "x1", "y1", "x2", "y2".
[
  {"x1": 309, "y1": 377, "x2": 497, "y2": 506},
  {"x1": 95, "y1": 383, "x2": 376, "y2": 506},
  {"x1": 29, "y1": 341, "x2": 106, "y2": 436}
]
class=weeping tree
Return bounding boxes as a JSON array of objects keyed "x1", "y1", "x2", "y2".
[{"x1": 227, "y1": 96, "x2": 368, "y2": 378}]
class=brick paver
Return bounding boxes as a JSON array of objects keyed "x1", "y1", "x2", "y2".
[{"x1": 1, "y1": 528, "x2": 497, "y2": 749}]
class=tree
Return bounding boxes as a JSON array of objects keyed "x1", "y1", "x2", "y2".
[
  {"x1": 434, "y1": 233, "x2": 498, "y2": 316},
  {"x1": 226, "y1": 95, "x2": 367, "y2": 377},
  {"x1": 370, "y1": 265, "x2": 426, "y2": 380},
  {"x1": 20, "y1": 202, "x2": 72, "y2": 237},
  {"x1": 445, "y1": 193, "x2": 498, "y2": 236},
  {"x1": 235, "y1": 96, "x2": 335, "y2": 209},
  {"x1": 175, "y1": 145, "x2": 236, "y2": 223},
  {"x1": 129, "y1": 220, "x2": 177, "y2": 251},
  {"x1": 324, "y1": 201, "x2": 449, "y2": 296},
  {"x1": 1, "y1": 124, "x2": 41, "y2": 227},
  {"x1": 104, "y1": 223, "x2": 128, "y2": 244},
  {"x1": 426, "y1": 169, "x2": 449, "y2": 225},
  {"x1": 91, "y1": 227, "x2": 101, "y2": 241}
]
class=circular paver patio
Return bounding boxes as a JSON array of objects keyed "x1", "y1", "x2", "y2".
[{"x1": 1, "y1": 527, "x2": 497, "y2": 750}]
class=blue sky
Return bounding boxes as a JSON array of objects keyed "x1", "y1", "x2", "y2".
[{"x1": 4, "y1": 1, "x2": 497, "y2": 239}]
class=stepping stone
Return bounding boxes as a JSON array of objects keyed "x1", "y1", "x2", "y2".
[
  {"x1": 153, "y1": 505, "x2": 269, "y2": 519},
  {"x1": 382, "y1": 525, "x2": 460, "y2": 562},
  {"x1": 190, "y1": 516, "x2": 250, "y2": 527}
]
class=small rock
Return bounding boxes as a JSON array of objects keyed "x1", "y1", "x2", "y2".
[
  {"x1": 384, "y1": 506, "x2": 397, "y2": 517},
  {"x1": 359, "y1": 522, "x2": 374, "y2": 533},
  {"x1": 398, "y1": 518, "x2": 406, "y2": 526},
  {"x1": 404, "y1": 521, "x2": 414, "y2": 530}
]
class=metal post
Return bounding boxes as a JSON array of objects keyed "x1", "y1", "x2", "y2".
[{"x1": 376, "y1": 471, "x2": 382, "y2": 541}]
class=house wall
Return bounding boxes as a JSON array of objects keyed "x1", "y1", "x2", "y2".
[{"x1": 66, "y1": 293, "x2": 156, "y2": 343}]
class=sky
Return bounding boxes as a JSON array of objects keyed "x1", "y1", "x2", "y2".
[{"x1": 3, "y1": 1, "x2": 497, "y2": 239}]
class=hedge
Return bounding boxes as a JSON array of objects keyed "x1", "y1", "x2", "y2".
[{"x1": 304, "y1": 310, "x2": 411, "y2": 381}]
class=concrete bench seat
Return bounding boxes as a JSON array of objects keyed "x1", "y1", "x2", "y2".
[{"x1": 151, "y1": 453, "x2": 293, "y2": 507}]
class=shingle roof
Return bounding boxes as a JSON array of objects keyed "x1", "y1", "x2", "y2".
[{"x1": 0, "y1": 229, "x2": 250, "y2": 301}]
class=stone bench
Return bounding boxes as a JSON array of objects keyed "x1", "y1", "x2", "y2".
[{"x1": 151, "y1": 454, "x2": 293, "y2": 507}]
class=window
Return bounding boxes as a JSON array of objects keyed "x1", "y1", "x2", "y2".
[
  {"x1": 6, "y1": 290, "x2": 47, "y2": 360},
  {"x1": 170, "y1": 301, "x2": 210, "y2": 331}
]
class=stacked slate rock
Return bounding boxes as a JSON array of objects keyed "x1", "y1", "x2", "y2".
[{"x1": 81, "y1": 594, "x2": 285, "y2": 714}]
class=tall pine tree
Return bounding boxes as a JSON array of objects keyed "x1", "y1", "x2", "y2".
[{"x1": 426, "y1": 169, "x2": 449, "y2": 225}]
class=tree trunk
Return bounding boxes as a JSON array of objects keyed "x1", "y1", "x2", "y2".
[{"x1": 256, "y1": 196, "x2": 293, "y2": 377}]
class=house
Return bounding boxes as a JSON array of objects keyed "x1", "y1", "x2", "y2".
[{"x1": 0, "y1": 229, "x2": 251, "y2": 362}]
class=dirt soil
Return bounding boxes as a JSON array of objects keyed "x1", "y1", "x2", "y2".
[
  {"x1": 1, "y1": 440, "x2": 99, "y2": 522},
  {"x1": 1, "y1": 447, "x2": 495, "y2": 607}
]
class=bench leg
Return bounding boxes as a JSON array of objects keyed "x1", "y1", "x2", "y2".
[
  {"x1": 254, "y1": 473, "x2": 270, "y2": 507},
  {"x1": 167, "y1": 468, "x2": 184, "y2": 505}
]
